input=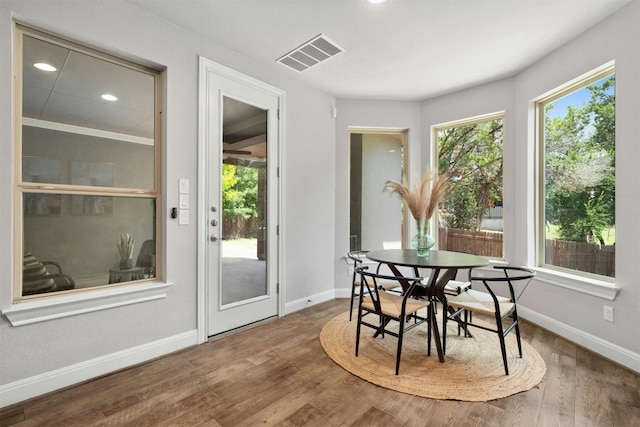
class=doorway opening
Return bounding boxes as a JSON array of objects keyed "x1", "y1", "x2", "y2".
[{"x1": 349, "y1": 129, "x2": 408, "y2": 251}]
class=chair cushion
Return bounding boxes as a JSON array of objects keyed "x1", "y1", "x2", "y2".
[
  {"x1": 361, "y1": 291, "x2": 429, "y2": 319},
  {"x1": 23, "y1": 252, "x2": 56, "y2": 294},
  {"x1": 447, "y1": 289, "x2": 513, "y2": 316},
  {"x1": 444, "y1": 280, "x2": 471, "y2": 295}
]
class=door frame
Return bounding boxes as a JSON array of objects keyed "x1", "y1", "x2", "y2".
[{"x1": 197, "y1": 57, "x2": 286, "y2": 343}]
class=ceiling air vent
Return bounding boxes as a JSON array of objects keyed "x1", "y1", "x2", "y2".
[{"x1": 276, "y1": 34, "x2": 344, "y2": 72}]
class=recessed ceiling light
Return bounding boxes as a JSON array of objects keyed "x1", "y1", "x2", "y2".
[
  {"x1": 368, "y1": 0, "x2": 387, "y2": 4},
  {"x1": 101, "y1": 94, "x2": 118, "y2": 102},
  {"x1": 34, "y1": 62, "x2": 56, "y2": 72}
]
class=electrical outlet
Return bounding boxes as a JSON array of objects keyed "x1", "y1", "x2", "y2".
[{"x1": 603, "y1": 305, "x2": 614, "y2": 322}]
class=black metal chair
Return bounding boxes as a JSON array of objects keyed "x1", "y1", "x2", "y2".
[
  {"x1": 440, "y1": 274, "x2": 472, "y2": 353},
  {"x1": 346, "y1": 250, "x2": 400, "y2": 321},
  {"x1": 444, "y1": 266, "x2": 535, "y2": 375},
  {"x1": 136, "y1": 239, "x2": 156, "y2": 278},
  {"x1": 354, "y1": 266, "x2": 438, "y2": 375}
]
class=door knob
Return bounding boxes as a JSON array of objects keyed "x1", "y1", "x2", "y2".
[
  {"x1": 210, "y1": 235, "x2": 219, "y2": 242},
  {"x1": 211, "y1": 219, "x2": 218, "y2": 226}
]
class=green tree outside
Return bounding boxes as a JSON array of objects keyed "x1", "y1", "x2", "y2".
[
  {"x1": 544, "y1": 76, "x2": 615, "y2": 244},
  {"x1": 222, "y1": 164, "x2": 258, "y2": 222},
  {"x1": 438, "y1": 118, "x2": 504, "y2": 231}
]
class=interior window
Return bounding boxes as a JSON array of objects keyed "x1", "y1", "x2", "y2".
[
  {"x1": 349, "y1": 130, "x2": 406, "y2": 251},
  {"x1": 434, "y1": 114, "x2": 505, "y2": 258},
  {"x1": 537, "y1": 67, "x2": 615, "y2": 278},
  {"x1": 15, "y1": 25, "x2": 162, "y2": 300}
]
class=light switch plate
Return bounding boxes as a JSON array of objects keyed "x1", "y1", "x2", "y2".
[
  {"x1": 179, "y1": 194, "x2": 189, "y2": 209},
  {"x1": 178, "y1": 209, "x2": 189, "y2": 225},
  {"x1": 179, "y1": 178, "x2": 189, "y2": 194}
]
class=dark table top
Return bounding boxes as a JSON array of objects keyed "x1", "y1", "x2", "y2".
[{"x1": 367, "y1": 249, "x2": 488, "y2": 270}]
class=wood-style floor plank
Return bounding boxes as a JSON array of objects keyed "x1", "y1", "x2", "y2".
[{"x1": 1, "y1": 299, "x2": 639, "y2": 427}]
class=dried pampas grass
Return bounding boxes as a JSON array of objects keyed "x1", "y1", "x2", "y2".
[{"x1": 384, "y1": 168, "x2": 450, "y2": 219}]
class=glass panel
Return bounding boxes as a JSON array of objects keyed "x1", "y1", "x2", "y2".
[
  {"x1": 22, "y1": 35, "x2": 156, "y2": 190},
  {"x1": 350, "y1": 132, "x2": 404, "y2": 251},
  {"x1": 221, "y1": 97, "x2": 267, "y2": 305},
  {"x1": 437, "y1": 117, "x2": 504, "y2": 258},
  {"x1": 542, "y1": 74, "x2": 615, "y2": 277},
  {"x1": 22, "y1": 194, "x2": 156, "y2": 295}
]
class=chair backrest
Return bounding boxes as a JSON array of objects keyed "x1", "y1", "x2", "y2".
[
  {"x1": 470, "y1": 266, "x2": 535, "y2": 302},
  {"x1": 347, "y1": 250, "x2": 369, "y2": 283},
  {"x1": 136, "y1": 240, "x2": 156, "y2": 268},
  {"x1": 355, "y1": 266, "x2": 425, "y2": 312}
]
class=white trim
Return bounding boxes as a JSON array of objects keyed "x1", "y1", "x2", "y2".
[
  {"x1": 2, "y1": 281, "x2": 173, "y2": 326},
  {"x1": 197, "y1": 57, "x2": 286, "y2": 343},
  {"x1": 519, "y1": 306, "x2": 639, "y2": 374},
  {"x1": 196, "y1": 57, "x2": 210, "y2": 345},
  {"x1": 0, "y1": 329, "x2": 197, "y2": 408},
  {"x1": 532, "y1": 267, "x2": 619, "y2": 300},
  {"x1": 23, "y1": 117, "x2": 154, "y2": 145},
  {"x1": 285, "y1": 289, "x2": 336, "y2": 315}
]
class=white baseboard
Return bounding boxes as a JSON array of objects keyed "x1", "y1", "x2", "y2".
[
  {"x1": 0, "y1": 330, "x2": 198, "y2": 409},
  {"x1": 518, "y1": 306, "x2": 640, "y2": 374},
  {"x1": 334, "y1": 287, "x2": 351, "y2": 299},
  {"x1": 285, "y1": 289, "x2": 336, "y2": 314}
]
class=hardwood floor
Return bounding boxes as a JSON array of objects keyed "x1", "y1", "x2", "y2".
[{"x1": 2, "y1": 299, "x2": 639, "y2": 426}]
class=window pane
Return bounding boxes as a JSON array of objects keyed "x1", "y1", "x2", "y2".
[
  {"x1": 22, "y1": 126, "x2": 155, "y2": 189},
  {"x1": 22, "y1": 194, "x2": 156, "y2": 295},
  {"x1": 16, "y1": 26, "x2": 161, "y2": 302},
  {"x1": 350, "y1": 132, "x2": 404, "y2": 251},
  {"x1": 542, "y1": 74, "x2": 615, "y2": 277},
  {"x1": 22, "y1": 35, "x2": 156, "y2": 190},
  {"x1": 437, "y1": 117, "x2": 504, "y2": 258}
]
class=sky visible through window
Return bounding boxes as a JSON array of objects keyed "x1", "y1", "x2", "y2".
[{"x1": 547, "y1": 77, "x2": 611, "y2": 120}]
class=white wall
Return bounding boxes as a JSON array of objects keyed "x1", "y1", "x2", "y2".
[
  {"x1": 0, "y1": 0, "x2": 336, "y2": 405},
  {"x1": 512, "y1": 1, "x2": 640, "y2": 360},
  {"x1": 334, "y1": 100, "x2": 422, "y2": 291},
  {"x1": 421, "y1": 2, "x2": 640, "y2": 368}
]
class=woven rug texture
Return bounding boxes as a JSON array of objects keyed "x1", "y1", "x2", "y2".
[{"x1": 320, "y1": 311, "x2": 546, "y2": 401}]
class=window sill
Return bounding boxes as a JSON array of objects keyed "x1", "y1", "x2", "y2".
[
  {"x1": 2, "y1": 281, "x2": 173, "y2": 326},
  {"x1": 532, "y1": 267, "x2": 619, "y2": 300}
]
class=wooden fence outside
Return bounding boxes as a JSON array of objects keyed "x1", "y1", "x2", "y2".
[
  {"x1": 438, "y1": 228, "x2": 503, "y2": 258},
  {"x1": 544, "y1": 239, "x2": 615, "y2": 277},
  {"x1": 438, "y1": 227, "x2": 615, "y2": 277}
]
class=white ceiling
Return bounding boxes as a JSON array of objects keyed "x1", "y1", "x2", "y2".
[{"x1": 128, "y1": 0, "x2": 633, "y2": 101}]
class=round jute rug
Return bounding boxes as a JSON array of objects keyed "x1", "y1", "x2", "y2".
[{"x1": 320, "y1": 311, "x2": 546, "y2": 401}]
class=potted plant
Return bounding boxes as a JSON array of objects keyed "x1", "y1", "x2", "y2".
[{"x1": 117, "y1": 233, "x2": 135, "y2": 269}]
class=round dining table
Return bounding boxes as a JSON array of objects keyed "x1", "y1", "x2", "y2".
[{"x1": 366, "y1": 249, "x2": 488, "y2": 361}]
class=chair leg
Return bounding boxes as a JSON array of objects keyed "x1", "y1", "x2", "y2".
[
  {"x1": 427, "y1": 304, "x2": 433, "y2": 356},
  {"x1": 395, "y1": 316, "x2": 406, "y2": 375},
  {"x1": 442, "y1": 300, "x2": 447, "y2": 355},
  {"x1": 462, "y1": 309, "x2": 469, "y2": 337},
  {"x1": 495, "y1": 313, "x2": 509, "y2": 375},
  {"x1": 355, "y1": 305, "x2": 363, "y2": 357},
  {"x1": 349, "y1": 285, "x2": 356, "y2": 321},
  {"x1": 513, "y1": 310, "x2": 523, "y2": 358}
]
